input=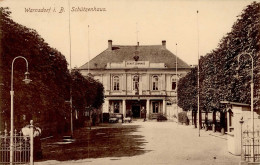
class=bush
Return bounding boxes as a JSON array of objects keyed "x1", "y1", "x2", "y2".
[
  {"x1": 157, "y1": 114, "x2": 167, "y2": 122},
  {"x1": 178, "y1": 112, "x2": 189, "y2": 125}
]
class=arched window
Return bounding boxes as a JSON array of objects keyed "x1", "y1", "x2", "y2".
[
  {"x1": 152, "y1": 76, "x2": 159, "y2": 90},
  {"x1": 172, "y1": 77, "x2": 177, "y2": 90},
  {"x1": 133, "y1": 75, "x2": 139, "y2": 90},
  {"x1": 113, "y1": 76, "x2": 120, "y2": 90}
]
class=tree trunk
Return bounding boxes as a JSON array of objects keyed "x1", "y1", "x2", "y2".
[
  {"x1": 191, "y1": 110, "x2": 194, "y2": 125},
  {"x1": 205, "y1": 111, "x2": 208, "y2": 131},
  {"x1": 199, "y1": 110, "x2": 202, "y2": 129},
  {"x1": 212, "y1": 110, "x2": 216, "y2": 132},
  {"x1": 220, "y1": 111, "x2": 226, "y2": 135},
  {"x1": 0, "y1": 12, "x2": 3, "y2": 131},
  {"x1": 194, "y1": 110, "x2": 197, "y2": 128}
]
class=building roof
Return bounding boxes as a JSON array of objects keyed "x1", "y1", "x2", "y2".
[
  {"x1": 79, "y1": 41, "x2": 191, "y2": 70},
  {"x1": 220, "y1": 101, "x2": 250, "y2": 107}
]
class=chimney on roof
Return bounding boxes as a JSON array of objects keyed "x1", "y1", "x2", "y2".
[
  {"x1": 137, "y1": 42, "x2": 139, "y2": 46},
  {"x1": 162, "y1": 40, "x2": 166, "y2": 49},
  {"x1": 108, "y1": 40, "x2": 112, "y2": 50}
]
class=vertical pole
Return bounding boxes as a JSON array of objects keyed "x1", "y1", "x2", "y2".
[
  {"x1": 197, "y1": 10, "x2": 200, "y2": 137},
  {"x1": 136, "y1": 22, "x2": 139, "y2": 44},
  {"x1": 241, "y1": 122, "x2": 243, "y2": 160},
  {"x1": 68, "y1": 0, "x2": 73, "y2": 137},
  {"x1": 237, "y1": 53, "x2": 254, "y2": 161},
  {"x1": 10, "y1": 91, "x2": 14, "y2": 165},
  {"x1": 88, "y1": 25, "x2": 90, "y2": 74},
  {"x1": 9, "y1": 56, "x2": 30, "y2": 164},
  {"x1": 251, "y1": 81, "x2": 254, "y2": 162},
  {"x1": 176, "y1": 43, "x2": 178, "y2": 122},
  {"x1": 30, "y1": 120, "x2": 34, "y2": 165},
  {"x1": 251, "y1": 58, "x2": 254, "y2": 162}
]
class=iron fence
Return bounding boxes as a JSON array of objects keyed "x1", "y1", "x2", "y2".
[
  {"x1": 0, "y1": 123, "x2": 34, "y2": 165},
  {"x1": 242, "y1": 127, "x2": 260, "y2": 162}
]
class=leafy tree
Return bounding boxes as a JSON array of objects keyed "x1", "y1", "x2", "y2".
[
  {"x1": 0, "y1": 7, "x2": 72, "y2": 135},
  {"x1": 0, "y1": 7, "x2": 104, "y2": 136},
  {"x1": 178, "y1": 67, "x2": 198, "y2": 112},
  {"x1": 178, "y1": 2, "x2": 260, "y2": 129},
  {"x1": 71, "y1": 70, "x2": 104, "y2": 127}
]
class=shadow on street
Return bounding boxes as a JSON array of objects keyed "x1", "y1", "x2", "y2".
[{"x1": 38, "y1": 123, "x2": 149, "y2": 161}]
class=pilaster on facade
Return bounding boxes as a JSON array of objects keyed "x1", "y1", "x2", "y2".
[
  {"x1": 107, "y1": 73, "x2": 111, "y2": 91},
  {"x1": 139, "y1": 75, "x2": 142, "y2": 95},
  {"x1": 147, "y1": 73, "x2": 150, "y2": 91},
  {"x1": 161, "y1": 74, "x2": 166, "y2": 91},
  {"x1": 146, "y1": 99, "x2": 150, "y2": 117},
  {"x1": 163, "y1": 99, "x2": 166, "y2": 115},
  {"x1": 122, "y1": 99, "x2": 126, "y2": 118},
  {"x1": 104, "y1": 98, "x2": 109, "y2": 113}
]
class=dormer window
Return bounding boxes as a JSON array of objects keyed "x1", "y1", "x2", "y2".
[{"x1": 113, "y1": 76, "x2": 120, "y2": 91}]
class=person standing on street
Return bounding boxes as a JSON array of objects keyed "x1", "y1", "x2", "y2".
[{"x1": 142, "y1": 106, "x2": 147, "y2": 122}]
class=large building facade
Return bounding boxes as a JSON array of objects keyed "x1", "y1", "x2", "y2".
[{"x1": 79, "y1": 40, "x2": 191, "y2": 120}]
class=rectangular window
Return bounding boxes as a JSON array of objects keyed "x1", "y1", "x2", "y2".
[
  {"x1": 113, "y1": 76, "x2": 120, "y2": 91},
  {"x1": 114, "y1": 102, "x2": 120, "y2": 113},
  {"x1": 172, "y1": 77, "x2": 177, "y2": 90},
  {"x1": 152, "y1": 102, "x2": 159, "y2": 113},
  {"x1": 114, "y1": 82, "x2": 119, "y2": 90},
  {"x1": 133, "y1": 75, "x2": 139, "y2": 90},
  {"x1": 152, "y1": 76, "x2": 159, "y2": 91},
  {"x1": 172, "y1": 81, "x2": 176, "y2": 90},
  {"x1": 153, "y1": 82, "x2": 158, "y2": 90}
]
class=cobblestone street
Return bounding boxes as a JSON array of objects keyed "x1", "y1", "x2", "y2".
[{"x1": 36, "y1": 120, "x2": 240, "y2": 165}]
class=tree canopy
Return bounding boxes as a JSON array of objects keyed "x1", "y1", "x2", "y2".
[
  {"x1": 178, "y1": 2, "x2": 260, "y2": 113},
  {"x1": 0, "y1": 7, "x2": 104, "y2": 135}
]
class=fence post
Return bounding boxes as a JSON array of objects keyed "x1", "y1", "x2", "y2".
[{"x1": 30, "y1": 120, "x2": 34, "y2": 165}]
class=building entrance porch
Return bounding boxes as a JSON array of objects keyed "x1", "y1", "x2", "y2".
[
  {"x1": 132, "y1": 105, "x2": 141, "y2": 118},
  {"x1": 105, "y1": 97, "x2": 167, "y2": 120}
]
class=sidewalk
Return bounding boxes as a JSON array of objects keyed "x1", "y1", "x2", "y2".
[{"x1": 35, "y1": 121, "x2": 240, "y2": 165}]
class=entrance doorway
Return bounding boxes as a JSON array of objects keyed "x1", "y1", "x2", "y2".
[{"x1": 132, "y1": 106, "x2": 141, "y2": 118}]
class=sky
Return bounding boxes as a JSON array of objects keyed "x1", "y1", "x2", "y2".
[{"x1": 1, "y1": 0, "x2": 258, "y2": 68}]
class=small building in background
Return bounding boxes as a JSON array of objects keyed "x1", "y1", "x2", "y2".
[{"x1": 221, "y1": 101, "x2": 260, "y2": 156}]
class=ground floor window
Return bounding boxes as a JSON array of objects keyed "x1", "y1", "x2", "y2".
[
  {"x1": 152, "y1": 102, "x2": 159, "y2": 113},
  {"x1": 114, "y1": 102, "x2": 120, "y2": 113}
]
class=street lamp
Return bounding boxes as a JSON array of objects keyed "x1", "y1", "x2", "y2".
[
  {"x1": 240, "y1": 117, "x2": 244, "y2": 161},
  {"x1": 10, "y1": 56, "x2": 31, "y2": 164},
  {"x1": 236, "y1": 52, "x2": 254, "y2": 162}
]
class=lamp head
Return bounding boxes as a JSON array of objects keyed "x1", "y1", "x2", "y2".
[
  {"x1": 239, "y1": 117, "x2": 244, "y2": 124},
  {"x1": 23, "y1": 72, "x2": 32, "y2": 84}
]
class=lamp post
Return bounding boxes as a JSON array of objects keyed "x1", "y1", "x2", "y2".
[
  {"x1": 68, "y1": 0, "x2": 73, "y2": 137},
  {"x1": 237, "y1": 52, "x2": 254, "y2": 162},
  {"x1": 176, "y1": 43, "x2": 178, "y2": 123},
  {"x1": 240, "y1": 117, "x2": 244, "y2": 161},
  {"x1": 10, "y1": 56, "x2": 31, "y2": 165}
]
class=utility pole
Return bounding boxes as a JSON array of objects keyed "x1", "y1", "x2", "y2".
[
  {"x1": 197, "y1": 10, "x2": 200, "y2": 137},
  {"x1": 68, "y1": 0, "x2": 73, "y2": 137}
]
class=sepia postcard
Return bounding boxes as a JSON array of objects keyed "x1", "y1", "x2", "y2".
[{"x1": 0, "y1": 0, "x2": 259, "y2": 164}]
